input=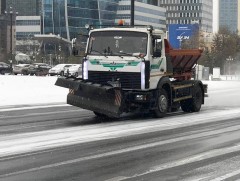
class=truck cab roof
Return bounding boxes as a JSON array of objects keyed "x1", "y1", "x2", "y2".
[{"x1": 89, "y1": 26, "x2": 165, "y2": 36}]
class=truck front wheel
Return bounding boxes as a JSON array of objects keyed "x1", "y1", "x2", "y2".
[
  {"x1": 154, "y1": 88, "x2": 168, "y2": 118},
  {"x1": 181, "y1": 84, "x2": 202, "y2": 112}
]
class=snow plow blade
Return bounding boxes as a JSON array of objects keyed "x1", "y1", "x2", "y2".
[{"x1": 55, "y1": 77, "x2": 122, "y2": 118}]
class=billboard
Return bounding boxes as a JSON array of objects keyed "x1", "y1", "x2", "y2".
[{"x1": 168, "y1": 24, "x2": 199, "y2": 49}]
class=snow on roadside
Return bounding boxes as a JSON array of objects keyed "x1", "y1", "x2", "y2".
[
  {"x1": 0, "y1": 75, "x2": 239, "y2": 108},
  {"x1": 0, "y1": 75, "x2": 68, "y2": 108},
  {"x1": 202, "y1": 80, "x2": 240, "y2": 91}
]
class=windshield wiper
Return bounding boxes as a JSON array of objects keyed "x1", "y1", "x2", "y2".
[
  {"x1": 118, "y1": 51, "x2": 141, "y2": 59},
  {"x1": 89, "y1": 49, "x2": 108, "y2": 57}
]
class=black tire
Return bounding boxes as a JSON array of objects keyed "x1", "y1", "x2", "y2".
[
  {"x1": 36, "y1": 70, "x2": 43, "y2": 76},
  {"x1": 75, "y1": 72, "x2": 78, "y2": 77},
  {"x1": 181, "y1": 84, "x2": 203, "y2": 112},
  {"x1": 154, "y1": 88, "x2": 168, "y2": 118},
  {"x1": 0, "y1": 70, "x2": 4, "y2": 75},
  {"x1": 22, "y1": 70, "x2": 28, "y2": 75}
]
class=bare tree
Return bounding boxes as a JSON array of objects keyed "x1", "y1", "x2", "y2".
[{"x1": 211, "y1": 27, "x2": 240, "y2": 74}]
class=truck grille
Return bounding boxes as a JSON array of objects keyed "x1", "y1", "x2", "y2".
[{"x1": 88, "y1": 71, "x2": 141, "y2": 89}]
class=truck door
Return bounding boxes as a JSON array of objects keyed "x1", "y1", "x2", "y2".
[{"x1": 151, "y1": 36, "x2": 165, "y2": 73}]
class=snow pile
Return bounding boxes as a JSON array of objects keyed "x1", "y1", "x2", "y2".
[
  {"x1": 0, "y1": 75, "x2": 239, "y2": 108},
  {"x1": 0, "y1": 75, "x2": 68, "y2": 108}
]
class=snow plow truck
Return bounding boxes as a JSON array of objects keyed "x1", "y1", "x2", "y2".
[{"x1": 55, "y1": 25, "x2": 207, "y2": 118}]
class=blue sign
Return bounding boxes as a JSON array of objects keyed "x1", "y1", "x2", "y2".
[{"x1": 168, "y1": 24, "x2": 199, "y2": 49}]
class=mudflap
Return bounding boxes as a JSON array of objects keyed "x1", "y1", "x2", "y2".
[{"x1": 55, "y1": 77, "x2": 122, "y2": 118}]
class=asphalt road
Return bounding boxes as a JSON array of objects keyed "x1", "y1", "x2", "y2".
[{"x1": 1, "y1": 82, "x2": 240, "y2": 181}]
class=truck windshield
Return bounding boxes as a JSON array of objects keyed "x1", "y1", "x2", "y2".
[{"x1": 88, "y1": 31, "x2": 148, "y2": 56}]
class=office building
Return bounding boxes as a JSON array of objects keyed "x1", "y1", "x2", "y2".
[
  {"x1": 219, "y1": 0, "x2": 240, "y2": 33},
  {"x1": 6, "y1": 0, "x2": 41, "y2": 16},
  {"x1": 2, "y1": 0, "x2": 41, "y2": 62},
  {"x1": 159, "y1": 0, "x2": 213, "y2": 33},
  {"x1": 38, "y1": 0, "x2": 167, "y2": 63},
  {"x1": 137, "y1": 0, "x2": 158, "y2": 5},
  {"x1": 116, "y1": 0, "x2": 166, "y2": 30},
  {"x1": 0, "y1": 0, "x2": 6, "y2": 14},
  {"x1": 15, "y1": 16, "x2": 41, "y2": 56},
  {"x1": 0, "y1": 15, "x2": 8, "y2": 61},
  {"x1": 42, "y1": 0, "x2": 119, "y2": 41},
  {"x1": 0, "y1": 5, "x2": 17, "y2": 62}
]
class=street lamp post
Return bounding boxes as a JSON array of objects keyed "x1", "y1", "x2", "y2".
[
  {"x1": 226, "y1": 56, "x2": 233, "y2": 75},
  {"x1": 130, "y1": 0, "x2": 134, "y2": 26},
  {"x1": 5, "y1": 6, "x2": 18, "y2": 64}
]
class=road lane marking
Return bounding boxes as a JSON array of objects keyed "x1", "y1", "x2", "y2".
[
  {"x1": 0, "y1": 104, "x2": 70, "y2": 112},
  {"x1": 0, "y1": 109, "x2": 85, "y2": 119},
  {"x1": 1, "y1": 108, "x2": 240, "y2": 157},
  {"x1": 108, "y1": 144, "x2": 240, "y2": 181},
  {"x1": 209, "y1": 169, "x2": 240, "y2": 181},
  {"x1": 2, "y1": 133, "x2": 240, "y2": 178}
]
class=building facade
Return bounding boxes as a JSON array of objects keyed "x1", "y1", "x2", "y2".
[
  {"x1": 137, "y1": 0, "x2": 158, "y2": 6},
  {"x1": 6, "y1": 0, "x2": 41, "y2": 16},
  {"x1": 0, "y1": 14, "x2": 16, "y2": 62},
  {"x1": 0, "y1": 15, "x2": 8, "y2": 62},
  {"x1": 116, "y1": 0, "x2": 166, "y2": 30},
  {"x1": 159, "y1": 0, "x2": 213, "y2": 33},
  {"x1": 219, "y1": 0, "x2": 240, "y2": 33},
  {"x1": 0, "y1": 0, "x2": 6, "y2": 14},
  {"x1": 42, "y1": 0, "x2": 119, "y2": 41},
  {"x1": 16, "y1": 16, "x2": 41, "y2": 40},
  {"x1": 15, "y1": 16, "x2": 41, "y2": 56},
  {"x1": 1, "y1": 0, "x2": 42, "y2": 63}
]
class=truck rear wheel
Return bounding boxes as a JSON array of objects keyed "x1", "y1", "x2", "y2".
[
  {"x1": 181, "y1": 84, "x2": 202, "y2": 112},
  {"x1": 154, "y1": 88, "x2": 168, "y2": 118}
]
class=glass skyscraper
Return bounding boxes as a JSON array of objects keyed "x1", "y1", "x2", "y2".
[
  {"x1": 42, "y1": 0, "x2": 119, "y2": 41},
  {"x1": 219, "y1": 0, "x2": 240, "y2": 33},
  {"x1": 0, "y1": 0, "x2": 6, "y2": 14},
  {"x1": 6, "y1": 0, "x2": 41, "y2": 16}
]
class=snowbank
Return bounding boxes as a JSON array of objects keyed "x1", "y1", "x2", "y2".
[
  {"x1": 0, "y1": 75, "x2": 68, "y2": 108},
  {"x1": 0, "y1": 75, "x2": 239, "y2": 108}
]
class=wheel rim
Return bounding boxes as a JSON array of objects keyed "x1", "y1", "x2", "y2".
[{"x1": 158, "y1": 94, "x2": 168, "y2": 112}]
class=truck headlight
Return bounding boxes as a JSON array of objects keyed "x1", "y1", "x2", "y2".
[
  {"x1": 83, "y1": 60, "x2": 88, "y2": 80},
  {"x1": 141, "y1": 62, "x2": 145, "y2": 90}
]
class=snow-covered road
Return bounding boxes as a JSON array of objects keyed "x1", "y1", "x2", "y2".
[{"x1": 1, "y1": 75, "x2": 240, "y2": 181}]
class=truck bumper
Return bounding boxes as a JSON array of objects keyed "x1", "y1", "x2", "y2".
[{"x1": 55, "y1": 77, "x2": 122, "y2": 118}]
